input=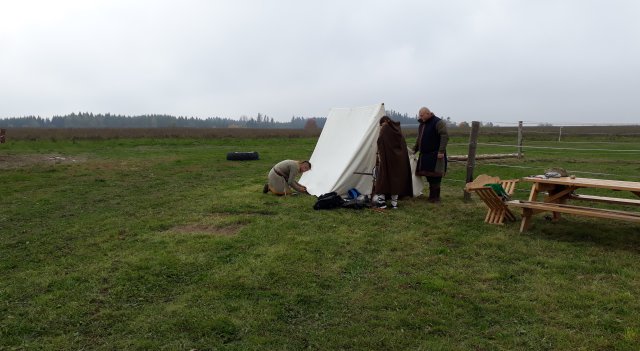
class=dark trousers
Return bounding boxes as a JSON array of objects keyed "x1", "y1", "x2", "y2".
[
  {"x1": 426, "y1": 176, "x2": 442, "y2": 186},
  {"x1": 426, "y1": 176, "x2": 442, "y2": 202}
]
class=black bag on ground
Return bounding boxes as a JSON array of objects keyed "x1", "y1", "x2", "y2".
[
  {"x1": 226, "y1": 151, "x2": 259, "y2": 161},
  {"x1": 341, "y1": 199, "x2": 367, "y2": 209},
  {"x1": 313, "y1": 192, "x2": 345, "y2": 210}
]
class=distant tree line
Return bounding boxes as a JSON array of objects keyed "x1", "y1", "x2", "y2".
[
  {"x1": 0, "y1": 112, "x2": 328, "y2": 129},
  {"x1": 1, "y1": 110, "x2": 466, "y2": 129}
]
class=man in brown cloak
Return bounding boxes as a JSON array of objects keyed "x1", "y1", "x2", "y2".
[{"x1": 374, "y1": 116, "x2": 413, "y2": 209}]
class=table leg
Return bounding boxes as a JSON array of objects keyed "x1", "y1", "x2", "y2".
[
  {"x1": 545, "y1": 186, "x2": 576, "y2": 203},
  {"x1": 545, "y1": 186, "x2": 575, "y2": 222},
  {"x1": 520, "y1": 208, "x2": 533, "y2": 233},
  {"x1": 551, "y1": 202, "x2": 562, "y2": 221},
  {"x1": 528, "y1": 183, "x2": 540, "y2": 201}
]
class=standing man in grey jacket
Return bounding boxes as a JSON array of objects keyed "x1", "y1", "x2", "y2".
[{"x1": 414, "y1": 107, "x2": 449, "y2": 203}]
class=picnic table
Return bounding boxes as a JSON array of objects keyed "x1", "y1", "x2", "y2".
[{"x1": 507, "y1": 177, "x2": 640, "y2": 233}]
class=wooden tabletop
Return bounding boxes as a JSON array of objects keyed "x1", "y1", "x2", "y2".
[{"x1": 522, "y1": 177, "x2": 640, "y2": 192}]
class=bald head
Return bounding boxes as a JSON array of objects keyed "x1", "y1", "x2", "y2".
[{"x1": 418, "y1": 107, "x2": 433, "y2": 122}]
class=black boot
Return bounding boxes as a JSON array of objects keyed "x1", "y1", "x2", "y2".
[
  {"x1": 433, "y1": 185, "x2": 441, "y2": 203},
  {"x1": 428, "y1": 185, "x2": 441, "y2": 203},
  {"x1": 428, "y1": 187, "x2": 436, "y2": 201},
  {"x1": 262, "y1": 183, "x2": 269, "y2": 194}
]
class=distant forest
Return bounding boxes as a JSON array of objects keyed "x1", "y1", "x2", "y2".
[
  {"x1": 0, "y1": 110, "x2": 440, "y2": 129},
  {"x1": 0, "y1": 112, "x2": 324, "y2": 129}
]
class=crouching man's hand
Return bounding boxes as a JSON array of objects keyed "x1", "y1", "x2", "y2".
[{"x1": 294, "y1": 183, "x2": 308, "y2": 194}]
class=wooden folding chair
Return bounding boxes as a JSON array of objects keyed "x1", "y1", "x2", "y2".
[
  {"x1": 498, "y1": 179, "x2": 519, "y2": 196},
  {"x1": 465, "y1": 174, "x2": 519, "y2": 225}
]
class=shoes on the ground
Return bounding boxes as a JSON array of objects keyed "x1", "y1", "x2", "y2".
[
  {"x1": 375, "y1": 200, "x2": 387, "y2": 209},
  {"x1": 391, "y1": 202, "x2": 398, "y2": 209},
  {"x1": 262, "y1": 183, "x2": 269, "y2": 194}
]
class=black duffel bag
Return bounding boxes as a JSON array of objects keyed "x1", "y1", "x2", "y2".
[
  {"x1": 313, "y1": 192, "x2": 345, "y2": 210},
  {"x1": 226, "y1": 151, "x2": 259, "y2": 161}
]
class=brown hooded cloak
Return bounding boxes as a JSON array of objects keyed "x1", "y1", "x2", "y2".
[{"x1": 374, "y1": 120, "x2": 413, "y2": 197}]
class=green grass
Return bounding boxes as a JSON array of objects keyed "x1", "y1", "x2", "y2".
[{"x1": 2, "y1": 136, "x2": 640, "y2": 350}]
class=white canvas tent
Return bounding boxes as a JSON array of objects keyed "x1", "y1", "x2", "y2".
[{"x1": 300, "y1": 103, "x2": 424, "y2": 197}]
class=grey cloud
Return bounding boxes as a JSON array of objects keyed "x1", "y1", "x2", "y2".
[{"x1": 1, "y1": 0, "x2": 639, "y2": 123}]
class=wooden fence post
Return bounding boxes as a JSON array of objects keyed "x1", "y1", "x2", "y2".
[
  {"x1": 517, "y1": 121, "x2": 523, "y2": 158},
  {"x1": 464, "y1": 121, "x2": 481, "y2": 201},
  {"x1": 558, "y1": 126, "x2": 563, "y2": 142}
]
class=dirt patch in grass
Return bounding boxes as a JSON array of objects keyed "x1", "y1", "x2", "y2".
[
  {"x1": 0, "y1": 154, "x2": 87, "y2": 169},
  {"x1": 170, "y1": 223, "x2": 245, "y2": 236}
]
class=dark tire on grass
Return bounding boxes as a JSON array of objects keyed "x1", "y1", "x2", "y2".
[{"x1": 226, "y1": 151, "x2": 259, "y2": 161}]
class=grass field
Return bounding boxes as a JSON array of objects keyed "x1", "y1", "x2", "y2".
[{"x1": 2, "y1": 134, "x2": 640, "y2": 350}]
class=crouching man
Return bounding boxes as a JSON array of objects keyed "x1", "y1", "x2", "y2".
[{"x1": 263, "y1": 160, "x2": 311, "y2": 195}]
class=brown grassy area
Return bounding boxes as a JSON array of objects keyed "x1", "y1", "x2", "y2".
[
  {"x1": 0, "y1": 154, "x2": 87, "y2": 169},
  {"x1": 455, "y1": 125, "x2": 640, "y2": 138},
  {"x1": 2, "y1": 125, "x2": 639, "y2": 141},
  {"x1": 2, "y1": 128, "x2": 322, "y2": 141}
]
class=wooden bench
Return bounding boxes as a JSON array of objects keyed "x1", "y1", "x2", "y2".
[
  {"x1": 465, "y1": 174, "x2": 519, "y2": 225},
  {"x1": 569, "y1": 194, "x2": 640, "y2": 206},
  {"x1": 507, "y1": 200, "x2": 640, "y2": 233}
]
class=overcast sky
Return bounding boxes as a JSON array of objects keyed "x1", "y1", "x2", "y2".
[{"x1": 1, "y1": 0, "x2": 639, "y2": 124}]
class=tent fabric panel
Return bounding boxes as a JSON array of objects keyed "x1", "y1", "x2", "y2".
[{"x1": 301, "y1": 104, "x2": 385, "y2": 196}]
